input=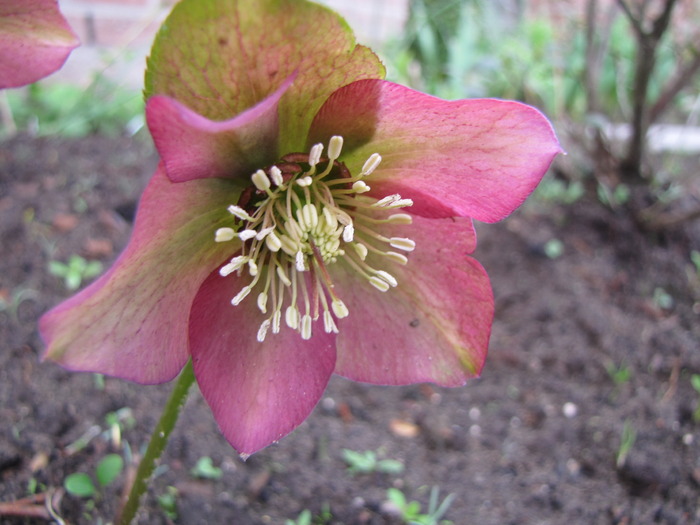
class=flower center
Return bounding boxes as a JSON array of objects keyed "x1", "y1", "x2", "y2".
[{"x1": 214, "y1": 136, "x2": 415, "y2": 342}]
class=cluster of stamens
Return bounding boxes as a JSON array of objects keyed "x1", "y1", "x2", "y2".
[{"x1": 214, "y1": 135, "x2": 415, "y2": 342}]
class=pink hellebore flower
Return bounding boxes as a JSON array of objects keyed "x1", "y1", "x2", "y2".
[
  {"x1": 40, "y1": 0, "x2": 562, "y2": 456},
  {"x1": 0, "y1": 0, "x2": 79, "y2": 88}
]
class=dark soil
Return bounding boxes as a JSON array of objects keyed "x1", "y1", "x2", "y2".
[{"x1": 1, "y1": 133, "x2": 699, "y2": 525}]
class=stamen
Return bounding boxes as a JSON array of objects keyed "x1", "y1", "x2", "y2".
[
  {"x1": 309, "y1": 143, "x2": 323, "y2": 167},
  {"x1": 300, "y1": 314, "x2": 312, "y2": 339},
  {"x1": 215, "y1": 137, "x2": 415, "y2": 342},
  {"x1": 342, "y1": 224, "x2": 354, "y2": 243},
  {"x1": 327, "y1": 135, "x2": 343, "y2": 161},
  {"x1": 252, "y1": 169, "x2": 271, "y2": 191},
  {"x1": 269, "y1": 165, "x2": 283, "y2": 186},
  {"x1": 361, "y1": 153, "x2": 381, "y2": 176},
  {"x1": 238, "y1": 229, "x2": 257, "y2": 241},
  {"x1": 285, "y1": 305, "x2": 299, "y2": 329},
  {"x1": 332, "y1": 298, "x2": 349, "y2": 318},
  {"x1": 227, "y1": 205, "x2": 255, "y2": 221},
  {"x1": 369, "y1": 276, "x2": 390, "y2": 292},
  {"x1": 215, "y1": 227, "x2": 236, "y2": 242},
  {"x1": 353, "y1": 243, "x2": 368, "y2": 260},
  {"x1": 352, "y1": 181, "x2": 370, "y2": 193},
  {"x1": 257, "y1": 292, "x2": 268, "y2": 313},
  {"x1": 257, "y1": 319, "x2": 271, "y2": 342},
  {"x1": 389, "y1": 237, "x2": 416, "y2": 251}
]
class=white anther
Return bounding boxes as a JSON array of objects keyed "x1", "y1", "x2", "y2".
[
  {"x1": 272, "y1": 310, "x2": 281, "y2": 333},
  {"x1": 353, "y1": 243, "x2": 368, "y2": 261},
  {"x1": 302, "y1": 204, "x2": 318, "y2": 229},
  {"x1": 342, "y1": 224, "x2": 354, "y2": 243},
  {"x1": 323, "y1": 310, "x2": 339, "y2": 333},
  {"x1": 257, "y1": 292, "x2": 268, "y2": 313},
  {"x1": 389, "y1": 237, "x2": 416, "y2": 252},
  {"x1": 327, "y1": 136, "x2": 343, "y2": 161},
  {"x1": 215, "y1": 227, "x2": 236, "y2": 242},
  {"x1": 269, "y1": 165, "x2": 283, "y2": 186},
  {"x1": 256, "y1": 319, "x2": 271, "y2": 342},
  {"x1": 352, "y1": 181, "x2": 370, "y2": 193},
  {"x1": 331, "y1": 299, "x2": 349, "y2": 318},
  {"x1": 322, "y1": 207, "x2": 337, "y2": 230},
  {"x1": 285, "y1": 305, "x2": 299, "y2": 329},
  {"x1": 231, "y1": 285, "x2": 252, "y2": 305},
  {"x1": 296, "y1": 175, "x2": 313, "y2": 187},
  {"x1": 386, "y1": 199, "x2": 413, "y2": 209},
  {"x1": 278, "y1": 234, "x2": 298, "y2": 256},
  {"x1": 385, "y1": 251, "x2": 408, "y2": 265},
  {"x1": 219, "y1": 256, "x2": 247, "y2": 276},
  {"x1": 295, "y1": 250, "x2": 306, "y2": 271},
  {"x1": 387, "y1": 213, "x2": 413, "y2": 224},
  {"x1": 227, "y1": 205, "x2": 255, "y2": 221},
  {"x1": 375, "y1": 270, "x2": 398, "y2": 287},
  {"x1": 251, "y1": 169, "x2": 271, "y2": 191},
  {"x1": 369, "y1": 276, "x2": 391, "y2": 292},
  {"x1": 265, "y1": 231, "x2": 282, "y2": 252},
  {"x1": 248, "y1": 259, "x2": 258, "y2": 276},
  {"x1": 238, "y1": 229, "x2": 257, "y2": 241},
  {"x1": 309, "y1": 143, "x2": 323, "y2": 167},
  {"x1": 301, "y1": 314, "x2": 313, "y2": 340},
  {"x1": 276, "y1": 265, "x2": 292, "y2": 286},
  {"x1": 360, "y1": 153, "x2": 382, "y2": 176},
  {"x1": 372, "y1": 194, "x2": 400, "y2": 207},
  {"x1": 255, "y1": 226, "x2": 275, "y2": 241}
]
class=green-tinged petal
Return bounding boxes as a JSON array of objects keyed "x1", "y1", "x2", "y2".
[
  {"x1": 39, "y1": 166, "x2": 242, "y2": 384},
  {"x1": 332, "y1": 215, "x2": 493, "y2": 385},
  {"x1": 144, "y1": 0, "x2": 385, "y2": 154}
]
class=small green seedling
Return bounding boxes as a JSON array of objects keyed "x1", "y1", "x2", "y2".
[
  {"x1": 385, "y1": 486, "x2": 455, "y2": 525},
  {"x1": 285, "y1": 509, "x2": 312, "y2": 525},
  {"x1": 64, "y1": 453, "x2": 124, "y2": 499},
  {"x1": 157, "y1": 486, "x2": 179, "y2": 520},
  {"x1": 616, "y1": 420, "x2": 637, "y2": 468},
  {"x1": 341, "y1": 449, "x2": 404, "y2": 475},
  {"x1": 48, "y1": 255, "x2": 103, "y2": 291},
  {"x1": 605, "y1": 360, "x2": 632, "y2": 386},
  {"x1": 190, "y1": 456, "x2": 223, "y2": 480},
  {"x1": 690, "y1": 374, "x2": 700, "y2": 423},
  {"x1": 104, "y1": 407, "x2": 136, "y2": 448}
]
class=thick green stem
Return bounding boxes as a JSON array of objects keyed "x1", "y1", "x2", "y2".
[{"x1": 116, "y1": 360, "x2": 195, "y2": 525}]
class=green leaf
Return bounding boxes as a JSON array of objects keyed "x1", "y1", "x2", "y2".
[
  {"x1": 145, "y1": 0, "x2": 385, "y2": 155},
  {"x1": 190, "y1": 456, "x2": 223, "y2": 480},
  {"x1": 96, "y1": 454, "x2": 124, "y2": 487},
  {"x1": 64, "y1": 472, "x2": 96, "y2": 498}
]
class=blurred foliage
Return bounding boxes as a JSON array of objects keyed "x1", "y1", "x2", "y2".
[
  {"x1": 4, "y1": 73, "x2": 143, "y2": 138},
  {"x1": 390, "y1": 0, "x2": 698, "y2": 123}
]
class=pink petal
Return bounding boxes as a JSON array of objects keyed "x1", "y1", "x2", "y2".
[
  {"x1": 332, "y1": 215, "x2": 493, "y2": 386},
  {"x1": 146, "y1": 75, "x2": 294, "y2": 183},
  {"x1": 0, "y1": 0, "x2": 79, "y2": 88},
  {"x1": 309, "y1": 79, "x2": 563, "y2": 222},
  {"x1": 189, "y1": 267, "x2": 336, "y2": 456},
  {"x1": 40, "y1": 166, "x2": 241, "y2": 384}
]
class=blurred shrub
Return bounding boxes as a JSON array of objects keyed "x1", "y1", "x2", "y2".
[{"x1": 5, "y1": 73, "x2": 143, "y2": 137}]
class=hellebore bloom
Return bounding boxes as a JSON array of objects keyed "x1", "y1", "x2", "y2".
[
  {"x1": 0, "y1": 0, "x2": 79, "y2": 89},
  {"x1": 40, "y1": 0, "x2": 562, "y2": 456}
]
